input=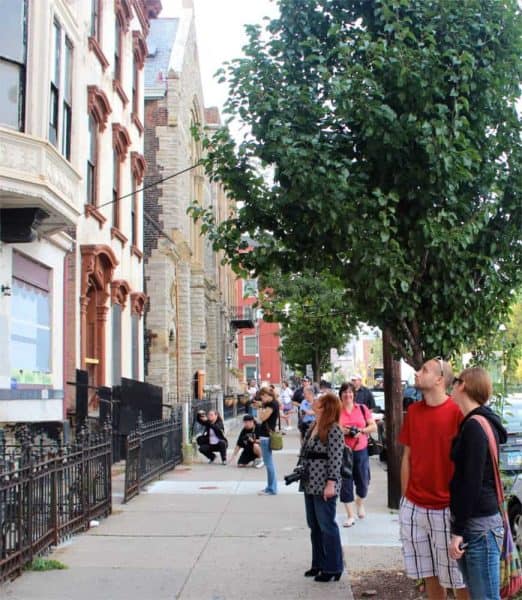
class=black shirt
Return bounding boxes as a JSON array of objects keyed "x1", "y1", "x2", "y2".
[
  {"x1": 259, "y1": 400, "x2": 279, "y2": 437},
  {"x1": 355, "y1": 386, "x2": 376, "y2": 410},
  {"x1": 236, "y1": 424, "x2": 261, "y2": 448},
  {"x1": 449, "y1": 405, "x2": 507, "y2": 535}
]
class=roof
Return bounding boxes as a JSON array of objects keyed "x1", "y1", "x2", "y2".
[{"x1": 144, "y1": 18, "x2": 179, "y2": 95}]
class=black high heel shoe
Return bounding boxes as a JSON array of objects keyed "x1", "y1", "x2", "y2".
[
  {"x1": 304, "y1": 568, "x2": 320, "y2": 577},
  {"x1": 314, "y1": 572, "x2": 342, "y2": 582}
]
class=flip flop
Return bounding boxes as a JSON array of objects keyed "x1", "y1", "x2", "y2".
[{"x1": 343, "y1": 518, "x2": 355, "y2": 527}]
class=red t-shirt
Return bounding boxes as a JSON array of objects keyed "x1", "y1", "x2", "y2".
[
  {"x1": 340, "y1": 403, "x2": 372, "y2": 451},
  {"x1": 399, "y1": 397, "x2": 463, "y2": 509}
]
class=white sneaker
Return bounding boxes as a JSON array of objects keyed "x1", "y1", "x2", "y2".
[
  {"x1": 255, "y1": 460, "x2": 264, "y2": 469},
  {"x1": 285, "y1": 426, "x2": 293, "y2": 431}
]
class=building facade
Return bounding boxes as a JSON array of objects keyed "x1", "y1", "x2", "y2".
[
  {"x1": 143, "y1": 6, "x2": 238, "y2": 402},
  {"x1": 0, "y1": 0, "x2": 161, "y2": 426}
]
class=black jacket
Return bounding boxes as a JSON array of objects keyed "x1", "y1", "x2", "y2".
[
  {"x1": 450, "y1": 405, "x2": 507, "y2": 535},
  {"x1": 196, "y1": 415, "x2": 228, "y2": 447},
  {"x1": 355, "y1": 386, "x2": 376, "y2": 410}
]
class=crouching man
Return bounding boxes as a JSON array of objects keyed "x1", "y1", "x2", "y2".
[
  {"x1": 231, "y1": 414, "x2": 263, "y2": 468},
  {"x1": 196, "y1": 410, "x2": 228, "y2": 465}
]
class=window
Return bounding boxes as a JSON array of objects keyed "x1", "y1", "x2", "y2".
[
  {"x1": 49, "y1": 20, "x2": 73, "y2": 160},
  {"x1": 131, "y1": 176, "x2": 137, "y2": 246},
  {"x1": 0, "y1": 0, "x2": 27, "y2": 130},
  {"x1": 114, "y1": 18, "x2": 122, "y2": 83},
  {"x1": 90, "y1": 0, "x2": 101, "y2": 40},
  {"x1": 113, "y1": 150, "x2": 120, "y2": 229},
  {"x1": 112, "y1": 303, "x2": 122, "y2": 384},
  {"x1": 10, "y1": 253, "x2": 51, "y2": 378},
  {"x1": 244, "y1": 336, "x2": 258, "y2": 356},
  {"x1": 243, "y1": 279, "x2": 257, "y2": 297},
  {"x1": 132, "y1": 56, "x2": 138, "y2": 115},
  {"x1": 131, "y1": 314, "x2": 139, "y2": 379},
  {"x1": 245, "y1": 365, "x2": 257, "y2": 382},
  {"x1": 86, "y1": 114, "x2": 97, "y2": 205}
]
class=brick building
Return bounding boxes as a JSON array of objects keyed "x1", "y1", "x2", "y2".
[{"x1": 143, "y1": 5, "x2": 238, "y2": 401}]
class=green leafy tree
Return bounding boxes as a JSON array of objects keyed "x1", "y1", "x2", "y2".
[
  {"x1": 191, "y1": 0, "x2": 522, "y2": 505},
  {"x1": 258, "y1": 270, "x2": 357, "y2": 380}
]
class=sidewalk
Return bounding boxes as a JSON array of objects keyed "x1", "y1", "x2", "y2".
[{"x1": 4, "y1": 427, "x2": 402, "y2": 600}]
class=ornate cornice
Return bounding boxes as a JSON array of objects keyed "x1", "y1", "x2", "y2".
[
  {"x1": 111, "y1": 279, "x2": 131, "y2": 307},
  {"x1": 87, "y1": 85, "x2": 112, "y2": 130},
  {"x1": 112, "y1": 123, "x2": 132, "y2": 158},
  {"x1": 130, "y1": 291, "x2": 147, "y2": 316},
  {"x1": 131, "y1": 151, "x2": 146, "y2": 183},
  {"x1": 80, "y1": 244, "x2": 119, "y2": 296},
  {"x1": 133, "y1": 30, "x2": 148, "y2": 69},
  {"x1": 115, "y1": 0, "x2": 133, "y2": 32},
  {"x1": 132, "y1": 0, "x2": 150, "y2": 35}
]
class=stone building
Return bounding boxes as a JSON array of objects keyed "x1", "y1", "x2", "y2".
[
  {"x1": 0, "y1": 0, "x2": 162, "y2": 426},
  {"x1": 143, "y1": 5, "x2": 238, "y2": 401}
]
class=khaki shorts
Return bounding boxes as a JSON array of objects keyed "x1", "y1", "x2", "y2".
[{"x1": 399, "y1": 497, "x2": 465, "y2": 589}]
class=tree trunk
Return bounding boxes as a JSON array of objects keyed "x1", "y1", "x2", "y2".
[
  {"x1": 312, "y1": 349, "x2": 320, "y2": 383},
  {"x1": 383, "y1": 327, "x2": 403, "y2": 510}
]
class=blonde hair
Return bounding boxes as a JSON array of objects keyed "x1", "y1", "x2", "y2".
[{"x1": 458, "y1": 367, "x2": 492, "y2": 405}]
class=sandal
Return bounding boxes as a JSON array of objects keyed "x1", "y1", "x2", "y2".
[{"x1": 343, "y1": 517, "x2": 355, "y2": 527}]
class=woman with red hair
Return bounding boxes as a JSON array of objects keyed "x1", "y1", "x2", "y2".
[{"x1": 299, "y1": 391, "x2": 344, "y2": 582}]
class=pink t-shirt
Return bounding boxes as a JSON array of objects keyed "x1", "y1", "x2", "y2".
[{"x1": 339, "y1": 403, "x2": 371, "y2": 451}]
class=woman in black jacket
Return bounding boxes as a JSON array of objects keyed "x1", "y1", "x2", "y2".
[
  {"x1": 196, "y1": 410, "x2": 228, "y2": 464},
  {"x1": 448, "y1": 367, "x2": 507, "y2": 600}
]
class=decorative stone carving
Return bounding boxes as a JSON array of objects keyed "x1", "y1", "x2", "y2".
[{"x1": 88, "y1": 86, "x2": 112, "y2": 131}]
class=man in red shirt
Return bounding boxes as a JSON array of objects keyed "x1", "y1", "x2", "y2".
[{"x1": 399, "y1": 358, "x2": 468, "y2": 600}]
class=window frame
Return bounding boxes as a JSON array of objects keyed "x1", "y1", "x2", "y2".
[
  {"x1": 244, "y1": 335, "x2": 258, "y2": 357},
  {"x1": 10, "y1": 251, "x2": 52, "y2": 383},
  {"x1": 0, "y1": 0, "x2": 27, "y2": 131},
  {"x1": 49, "y1": 18, "x2": 73, "y2": 161},
  {"x1": 86, "y1": 113, "x2": 98, "y2": 206}
]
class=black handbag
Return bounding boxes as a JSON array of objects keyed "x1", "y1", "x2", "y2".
[
  {"x1": 341, "y1": 446, "x2": 353, "y2": 478},
  {"x1": 358, "y1": 404, "x2": 383, "y2": 457}
]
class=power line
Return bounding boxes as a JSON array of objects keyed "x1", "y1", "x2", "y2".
[{"x1": 97, "y1": 163, "x2": 200, "y2": 209}]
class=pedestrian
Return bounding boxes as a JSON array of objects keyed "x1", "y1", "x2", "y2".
[
  {"x1": 300, "y1": 391, "x2": 344, "y2": 582},
  {"x1": 230, "y1": 414, "x2": 264, "y2": 468},
  {"x1": 280, "y1": 380, "x2": 294, "y2": 430},
  {"x1": 399, "y1": 357, "x2": 467, "y2": 600},
  {"x1": 338, "y1": 381, "x2": 377, "y2": 526},
  {"x1": 246, "y1": 379, "x2": 258, "y2": 417},
  {"x1": 350, "y1": 374, "x2": 376, "y2": 410},
  {"x1": 196, "y1": 409, "x2": 228, "y2": 465},
  {"x1": 299, "y1": 385, "x2": 316, "y2": 442},
  {"x1": 448, "y1": 367, "x2": 506, "y2": 600},
  {"x1": 256, "y1": 386, "x2": 280, "y2": 496}
]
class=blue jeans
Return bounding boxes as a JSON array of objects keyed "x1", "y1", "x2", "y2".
[
  {"x1": 304, "y1": 493, "x2": 344, "y2": 574},
  {"x1": 340, "y1": 448, "x2": 370, "y2": 503},
  {"x1": 458, "y1": 526, "x2": 503, "y2": 600},
  {"x1": 260, "y1": 437, "x2": 277, "y2": 494}
]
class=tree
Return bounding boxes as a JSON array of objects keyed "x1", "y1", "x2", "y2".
[
  {"x1": 258, "y1": 269, "x2": 357, "y2": 380},
  {"x1": 191, "y1": 0, "x2": 522, "y2": 505}
]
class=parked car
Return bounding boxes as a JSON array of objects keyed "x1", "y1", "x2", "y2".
[{"x1": 500, "y1": 396, "x2": 522, "y2": 550}]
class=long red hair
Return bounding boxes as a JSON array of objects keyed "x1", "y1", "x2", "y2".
[{"x1": 316, "y1": 392, "x2": 341, "y2": 443}]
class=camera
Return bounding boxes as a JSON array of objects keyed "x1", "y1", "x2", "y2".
[
  {"x1": 347, "y1": 426, "x2": 360, "y2": 438},
  {"x1": 284, "y1": 464, "x2": 308, "y2": 486}
]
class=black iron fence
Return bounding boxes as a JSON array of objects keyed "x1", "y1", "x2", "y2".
[
  {"x1": 0, "y1": 427, "x2": 112, "y2": 582},
  {"x1": 123, "y1": 406, "x2": 183, "y2": 503}
]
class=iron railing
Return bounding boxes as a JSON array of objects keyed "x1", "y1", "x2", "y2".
[
  {"x1": 0, "y1": 427, "x2": 112, "y2": 582},
  {"x1": 123, "y1": 406, "x2": 183, "y2": 503}
]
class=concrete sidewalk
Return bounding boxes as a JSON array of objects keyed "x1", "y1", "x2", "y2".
[{"x1": 4, "y1": 426, "x2": 402, "y2": 600}]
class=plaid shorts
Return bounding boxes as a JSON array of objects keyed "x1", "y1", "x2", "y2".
[{"x1": 399, "y1": 497, "x2": 465, "y2": 589}]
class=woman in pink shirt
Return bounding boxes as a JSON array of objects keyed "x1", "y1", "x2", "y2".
[{"x1": 339, "y1": 382, "x2": 377, "y2": 526}]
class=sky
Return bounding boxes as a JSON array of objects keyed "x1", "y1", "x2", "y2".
[{"x1": 161, "y1": 0, "x2": 280, "y2": 114}]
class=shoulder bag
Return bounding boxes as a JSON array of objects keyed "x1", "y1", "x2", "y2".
[
  {"x1": 358, "y1": 404, "x2": 382, "y2": 457},
  {"x1": 472, "y1": 415, "x2": 522, "y2": 599}
]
